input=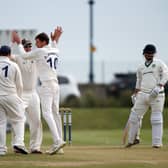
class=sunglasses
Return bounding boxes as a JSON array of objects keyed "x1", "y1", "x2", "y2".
[{"x1": 24, "y1": 45, "x2": 32, "y2": 49}]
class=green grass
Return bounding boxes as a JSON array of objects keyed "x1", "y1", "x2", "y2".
[
  {"x1": 41, "y1": 129, "x2": 168, "y2": 146},
  {"x1": 2, "y1": 107, "x2": 168, "y2": 168},
  {"x1": 70, "y1": 107, "x2": 168, "y2": 130},
  {"x1": 2, "y1": 129, "x2": 168, "y2": 168}
]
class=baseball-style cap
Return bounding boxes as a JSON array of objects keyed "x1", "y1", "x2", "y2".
[
  {"x1": 22, "y1": 39, "x2": 32, "y2": 48},
  {"x1": 143, "y1": 44, "x2": 157, "y2": 54},
  {"x1": 0, "y1": 45, "x2": 11, "y2": 56}
]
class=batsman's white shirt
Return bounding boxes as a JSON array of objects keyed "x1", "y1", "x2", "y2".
[
  {"x1": 136, "y1": 58, "x2": 168, "y2": 93},
  {"x1": 128, "y1": 58, "x2": 168, "y2": 146}
]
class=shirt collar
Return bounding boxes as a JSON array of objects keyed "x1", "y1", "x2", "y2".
[
  {"x1": 0, "y1": 56, "x2": 10, "y2": 61},
  {"x1": 145, "y1": 59, "x2": 153, "y2": 67}
]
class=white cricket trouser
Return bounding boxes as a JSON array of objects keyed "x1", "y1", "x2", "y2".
[
  {"x1": 128, "y1": 91, "x2": 165, "y2": 146},
  {"x1": 22, "y1": 90, "x2": 42, "y2": 151},
  {"x1": 0, "y1": 95, "x2": 25, "y2": 152},
  {"x1": 38, "y1": 80, "x2": 62, "y2": 145}
]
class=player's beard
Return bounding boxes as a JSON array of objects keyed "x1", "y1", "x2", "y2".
[
  {"x1": 143, "y1": 56, "x2": 154, "y2": 62},
  {"x1": 146, "y1": 57, "x2": 153, "y2": 61}
]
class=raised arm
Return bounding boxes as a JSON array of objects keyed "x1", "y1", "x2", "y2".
[
  {"x1": 11, "y1": 31, "x2": 42, "y2": 60},
  {"x1": 50, "y1": 26, "x2": 63, "y2": 44},
  {"x1": 50, "y1": 26, "x2": 62, "y2": 55},
  {"x1": 12, "y1": 31, "x2": 21, "y2": 44}
]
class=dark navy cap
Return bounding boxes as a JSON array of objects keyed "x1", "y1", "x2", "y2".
[{"x1": 0, "y1": 45, "x2": 11, "y2": 56}]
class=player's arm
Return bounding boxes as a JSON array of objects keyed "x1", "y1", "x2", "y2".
[
  {"x1": 50, "y1": 26, "x2": 63, "y2": 43},
  {"x1": 159, "y1": 61, "x2": 168, "y2": 87},
  {"x1": 50, "y1": 41, "x2": 60, "y2": 55},
  {"x1": 130, "y1": 69, "x2": 141, "y2": 105},
  {"x1": 134, "y1": 68, "x2": 142, "y2": 94},
  {"x1": 11, "y1": 31, "x2": 40, "y2": 60},
  {"x1": 149, "y1": 62, "x2": 168, "y2": 98},
  {"x1": 17, "y1": 44, "x2": 43, "y2": 60},
  {"x1": 9, "y1": 54, "x2": 17, "y2": 62},
  {"x1": 14, "y1": 64, "x2": 23, "y2": 97},
  {"x1": 50, "y1": 26, "x2": 62, "y2": 55}
]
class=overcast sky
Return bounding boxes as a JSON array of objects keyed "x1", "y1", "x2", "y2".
[{"x1": 0, "y1": 0, "x2": 168, "y2": 83}]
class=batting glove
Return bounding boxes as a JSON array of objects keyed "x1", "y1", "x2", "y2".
[
  {"x1": 150, "y1": 86, "x2": 160, "y2": 98},
  {"x1": 131, "y1": 94, "x2": 136, "y2": 105}
]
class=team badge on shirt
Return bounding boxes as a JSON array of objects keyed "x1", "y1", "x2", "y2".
[{"x1": 152, "y1": 64, "x2": 156, "y2": 68}]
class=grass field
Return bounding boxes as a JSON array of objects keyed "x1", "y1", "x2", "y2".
[
  {"x1": 1, "y1": 107, "x2": 168, "y2": 168},
  {"x1": 1, "y1": 129, "x2": 168, "y2": 168}
]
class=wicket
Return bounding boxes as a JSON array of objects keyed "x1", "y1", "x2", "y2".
[{"x1": 59, "y1": 107, "x2": 72, "y2": 145}]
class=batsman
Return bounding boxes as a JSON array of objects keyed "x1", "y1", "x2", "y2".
[{"x1": 125, "y1": 44, "x2": 168, "y2": 148}]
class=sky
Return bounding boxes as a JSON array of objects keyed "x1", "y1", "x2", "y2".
[{"x1": 0, "y1": 0, "x2": 168, "y2": 83}]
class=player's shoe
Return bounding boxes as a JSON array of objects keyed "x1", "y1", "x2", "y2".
[
  {"x1": 56, "y1": 148, "x2": 64, "y2": 155},
  {"x1": 13, "y1": 145, "x2": 28, "y2": 154},
  {"x1": 125, "y1": 143, "x2": 134, "y2": 148},
  {"x1": 133, "y1": 139, "x2": 140, "y2": 145},
  {"x1": 152, "y1": 145, "x2": 162, "y2": 148},
  {"x1": 46, "y1": 141, "x2": 66, "y2": 155},
  {"x1": 125, "y1": 139, "x2": 140, "y2": 148},
  {"x1": 0, "y1": 151, "x2": 6, "y2": 156},
  {"x1": 30, "y1": 149, "x2": 43, "y2": 154}
]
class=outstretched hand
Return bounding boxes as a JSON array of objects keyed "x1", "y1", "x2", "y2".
[
  {"x1": 11, "y1": 31, "x2": 21, "y2": 44},
  {"x1": 50, "y1": 26, "x2": 63, "y2": 43}
]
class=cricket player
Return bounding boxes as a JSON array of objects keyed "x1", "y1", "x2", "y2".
[
  {"x1": 12, "y1": 27, "x2": 66, "y2": 155},
  {"x1": 11, "y1": 39, "x2": 42, "y2": 154},
  {"x1": 0, "y1": 45, "x2": 28, "y2": 155},
  {"x1": 126, "y1": 44, "x2": 168, "y2": 148}
]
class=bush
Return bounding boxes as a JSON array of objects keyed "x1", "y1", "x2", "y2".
[
  {"x1": 119, "y1": 90, "x2": 132, "y2": 107},
  {"x1": 61, "y1": 96, "x2": 81, "y2": 107},
  {"x1": 80, "y1": 90, "x2": 101, "y2": 107},
  {"x1": 61, "y1": 89, "x2": 134, "y2": 108}
]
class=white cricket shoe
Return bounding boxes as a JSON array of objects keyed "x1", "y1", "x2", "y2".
[{"x1": 47, "y1": 141, "x2": 66, "y2": 155}]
